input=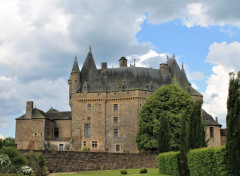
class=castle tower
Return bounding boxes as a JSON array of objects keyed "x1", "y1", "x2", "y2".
[
  {"x1": 68, "y1": 56, "x2": 81, "y2": 103},
  {"x1": 119, "y1": 57, "x2": 128, "y2": 67}
]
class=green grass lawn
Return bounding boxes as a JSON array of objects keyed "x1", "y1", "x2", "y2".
[{"x1": 57, "y1": 168, "x2": 169, "y2": 176}]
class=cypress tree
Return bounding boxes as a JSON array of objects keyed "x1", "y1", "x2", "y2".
[
  {"x1": 188, "y1": 100, "x2": 207, "y2": 149},
  {"x1": 158, "y1": 112, "x2": 171, "y2": 153},
  {"x1": 226, "y1": 72, "x2": 240, "y2": 176}
]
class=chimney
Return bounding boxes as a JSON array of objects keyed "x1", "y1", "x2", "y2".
[
  {"x1": 25, "y1": 101, "x2": 33, "y2": 119},
  {"x1": 101, "y1": 62, "x2": 107, "y2": 71},
  {"x1": 215, "y1": 117, "x2": 218, "y2": 123},
  {"x1": 160, "y1": 64, "x2": 169, "y2": 74}
]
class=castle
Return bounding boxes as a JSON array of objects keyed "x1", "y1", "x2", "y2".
[{"x1": 15, "y1": 49, "x2": 224, "y2": 152}]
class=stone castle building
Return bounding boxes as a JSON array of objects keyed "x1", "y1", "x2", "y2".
[{"x1": 15, "y1": 49, "x2": 223, "y2": 152}]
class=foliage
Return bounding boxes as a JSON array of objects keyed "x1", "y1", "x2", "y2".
[
  {"x1": 24, "y1": 151, "x2": 48, "y2": 176},
  {"x1": 226, "y1": 72, "x2": 240, "y2": 176},
  {"x1": 188, "y1": 100, "x2": 207, "y2": 149},
  {"x1": 120, "y1": 169, "x2": 127, "y2": 174},
  {"x1": 0, "y1": 137, "x2": 15, "y2": 149},
  {"x1": 81, "y1": 147, "x2": 89, "y2": 152},
  {"x1": 188, "y1": 146, "x2": 230, "y2": 176},
  {"x1": 136, "y1": 84, "x2": 193, "y2": 151},
  {"x1": 0, "y1": 146, "x2": 26, "y2": 173},
  {"x1": 140, "y1": 168, "x2": 147, "y2": 173},
  {"x1": 158, "y1": 113, "x2": 171, "y2": 153},
  {"x1": 157, "y1": 151, "x2": 180, "y2": 176},
  {"x1": 179, "y1": 114, "x2": 189, "y2": 176}
]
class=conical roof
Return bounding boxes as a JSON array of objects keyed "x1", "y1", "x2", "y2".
[{"x1": 71, "y1": 56, "x2": 80, "y2": 73}]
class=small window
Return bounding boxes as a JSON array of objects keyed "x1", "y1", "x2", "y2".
[
  {"x1": 113, "y1": 104, "x2": 118, "y2": 111},
  {"x1": 83, "y1": 141, "x2": 86, "y2": 147},
  {"x1": 84, "y1": 124, "x2": 91, "y2": 137},
  {"x1": 92, "y1": 141, "x2": 97, "y2": 148},
  {"x1": 54, "y1": 128, "x2": 59, "y2": 138},
  {"x1": 40, "y1": 133, "x2": 43, "y2": 136},
  {"x1": 114, "y1": 129, "x2": 118, "y2": 137},
  {"x1": 59, "y1": 144, "x2": 64, "y2": 151},
  {"x1": 87, "y1": 104, "x2": 91, "y2": 110},
  {"x1": 113, "y1": 117, "x2": 118, "y2": 123},
  {"x1": 87, "y1": 117, "x2": 91, "y2": 121},
  {"x1": 210, "y1": 127, "x2": 214, "y2": 138},
  {"x1": 116, "y1": 144, "x2": 120, "y2": 152},
  {"x1": 34, "y1": 133, "x2": 37, "y2": 138}
]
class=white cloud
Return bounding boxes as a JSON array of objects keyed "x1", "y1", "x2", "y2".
[
  {"x1": 188, "y1": 71, "x2": 205, "y2": 81},
  {"x1": 0, "y1": 134, "x2": 4, "y2": 139},
  {"x1": 191, "y1": 83, "x2": 199, "y2": 90}
]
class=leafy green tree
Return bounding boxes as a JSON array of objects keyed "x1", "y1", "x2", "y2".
[
  {"x1": 226, "y1": 72, "x2": 240, "y2": 176},
  {"x1": 158, "y1": 113, "x2": 171, "y2": 153},
  {"x1": 188, "y1": 100, "x2": 207, "y2": 149},
  {"x1": 136, "y1": 84, "x2": 194, "y2": 151},
  {"x1": 0, "y1": 137, "x2": 15, "y2": 149}
]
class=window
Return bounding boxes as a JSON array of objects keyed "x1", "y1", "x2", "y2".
[
  {"x1": 113, "y1": 117, "x2": 118, "y2": 123},
  {"x1": 84, "y1": 124, "x2": 91, "y2": 137},
  {"x1": 34, "y1": 133, "x2": 37, "y2": 138},
  {"x1": 116, "y1": 144, "x2": 120, "y2": 152},
  {"x1": 87, "y1": 104, "x2": 91, "y2": 110},
  {"x1": 113, "y1": 104, "x2": 118, "y2": 111},
  {"x1": 59, "y1": 144, "x2": 64, "y2": 151},
  {"x1": 40, "y1": 133, "x2": 43, "y2": 136},
  {"x1": 114, "y1": 129, "x2": 118, "y2": 137},
  {"x1": 54, "y1": 128, "x2": 59, "y2": 138},
  {"x1": 210, "y1": 127, "x2": 214, "y2": 138},
  {"x1": 83, "y1": 141, "x2": 86, "y2": 147},
  {"x1": 92, "y1": 141, "x2": 97, "y2": 148},
  {"x1": 87, "y1": 117, "x2": 91, "y2": 121}
]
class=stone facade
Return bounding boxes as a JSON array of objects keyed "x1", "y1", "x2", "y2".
[{"x1": 15, "y1": 49, "x2": 224, "y2": 152}]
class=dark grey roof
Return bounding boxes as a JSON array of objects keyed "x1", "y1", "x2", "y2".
[
  {"x1": 16, "y1": 108, "x2": 71, "y2": 120},
  {"x1": 119, "y1": 57, "x2": 127, "y2": 61},
  {"x1": 202, "y1": 109, "x2": 221, "y2": 126},
  {"x1": 71, "y1": 57, "x2": 80, "y2": 73}
]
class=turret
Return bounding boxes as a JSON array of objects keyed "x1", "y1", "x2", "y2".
[
  {"x1": 119, "y1": 57, "x2": 128, "y2": 67},
  {"x1": 68, "y1": 56, "x2": 81, "y2": 101}
]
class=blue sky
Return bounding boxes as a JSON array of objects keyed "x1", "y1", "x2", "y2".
[{"x1": 1, "y1": 0, "x2": 240, "y2": 138}]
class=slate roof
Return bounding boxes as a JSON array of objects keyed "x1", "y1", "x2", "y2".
[
  {"x1": 202, "y1": 109, "x2": 221, "y2": 126},
  {"x1": 16, "y1": 108, "x2": 71, "y2": 120},
  {"x1": 71, "y1": 57, "x2": 80, "y2": 73},
  {"x1": 76, "y1": 51, "x2": 202, "y2": 96}
]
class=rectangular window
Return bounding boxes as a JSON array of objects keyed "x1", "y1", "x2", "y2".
[
  {"x1": 210, "y1": 127, "x2": 214, "y2": 138},
  {"x1": 114, "y1": 129, "x2": 118, "y2": 137},
  {"x1": 59, "y1": 144, "x2": 64, "y2": 151},
  {"x1": 92, "y1": 141, "x2": 97, "y2": 148},
  {"x1": 34, "y1": 132, "x2": 37, "y2": 138},
  {"x1": 113, "y1": 117, "x2": 118, "y2": 123},
  {"x1": 88, "y1": 104, "x2": 91, "y2": 110},
  {"x1": 87, "y1": 117, "x2": 91, "y2": 121},
  {"x1": 54, "y1": 128, "x2": 59, "y2": 138},
  {"x1": 116, "y1": 144, "x2": 120, "y2": 152},
  {"x1": 84, "y1": 124, "x2": 91, "y2": 137},
  {"x1": 83, "y1": 141, "x2": 86, "y2": 147},
  {"x1": 113, "y1": 104, "x2": 118, "y2": 111}
]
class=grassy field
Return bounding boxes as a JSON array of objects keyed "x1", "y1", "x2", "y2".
[{"x1": 56, "y1": 168, "x2": 169, "y2": 176}]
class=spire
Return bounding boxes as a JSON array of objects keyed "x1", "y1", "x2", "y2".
[
  {"x1": 173, "y1": 53, "x2": 175, "y2": 58},
  {"x1": 182, "y1": 62, "x2": 184, "y2": 69},
  {"x1": 81, "y1": 48, "x2": 97, "y2": 77},
  {"x1": 71, "y1": 56, "x2": 80, "y2": 73}
]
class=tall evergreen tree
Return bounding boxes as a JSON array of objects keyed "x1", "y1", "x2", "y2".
[
  {"x1": 188, "y1": 100, "x2": 207, "y2": 149},
  {"x1": 226, "y1": 72, "x2": 240, "y2": 176},
  {"x1": 158, "y1": 112, "x2": 171, "y2": 153}
]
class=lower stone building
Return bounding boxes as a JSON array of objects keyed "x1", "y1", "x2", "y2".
[{"x1": 15, "y1": 49, "x2": 225, "y2": 152}]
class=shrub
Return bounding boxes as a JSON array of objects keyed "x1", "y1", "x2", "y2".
[
  {"x1": 24, "y1": 151, "x2": 48, "y2": 176},
  {"x1": 81, "y1": 147, "x2": 89, "y2": 152},
  {"x1": 121, "y1": 169, "x2": 127, "y2": 174},
  {"x1": 140, "y1": 168, "x2": 147, "y2": 173},
  {"x1": 215, "y1": 146, "x2": 230, "y2": 176},
  {"x1": 157, "y1": 151, "x2": 180, "y2": 176}
]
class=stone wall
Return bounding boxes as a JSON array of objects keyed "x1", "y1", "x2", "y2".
[{"x1": 20, "y1": 150, "x2": 157, "y2": 173}]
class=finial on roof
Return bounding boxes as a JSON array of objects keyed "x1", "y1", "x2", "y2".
[
  {"x1": 182, "y1": 62, "x2": 184, "y2": 69},
  {"x1": 134, "y1": 59, "x2": 136, "y2": 67},
  {"x1": 173, "y1": 53, "x2": 175, "y2": 58},
  {"x1": 167, "y1": 55, "x2": 169, "y2": 59},
  {"x1": 89, "y1": 45, "x2": 92, "y2": 52},
  {"x1": 75, "y1": 56, "x2": 77, "y2": 60}
]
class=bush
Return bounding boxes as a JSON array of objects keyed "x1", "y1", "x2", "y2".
[
  {"x1": 188, "y1": 146, "x2": 230, "y2": 176},
  {"x1": 157, "y1": 151, "x2": 180, "y2": 176},
  {"x1": 140, "y1": 168, "x2": 147, "y2": 173},
  {"x1": 121, "y1": 169, "x2": 127, "y2": 174},
  {"x1": 24, "y1": 151, "x2": 48, "y2": 176},
  {"x1": 81, "y1": 147, "x2": 89, "y2": 152}
]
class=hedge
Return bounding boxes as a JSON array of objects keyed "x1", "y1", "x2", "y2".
[
  {"x1": 157, "y1": 151, "x2": 180, "y2": 176},
  {"x1": 188, "y1": 146, "x2": 230, "y2": 176}
]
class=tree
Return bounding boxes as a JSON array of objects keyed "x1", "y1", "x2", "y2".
[
  {"x1": 188, "y1": 100, "x2": 207, "y2": 149},
  {"x1": 226, "y1": 72, "x2": 240, "y2": 176},
  {"x1": 136, "y1": 84, "x2": 194, "y2": 151},
  {"x1": 158, "y1": 113, "x2": 171, "y2": 153}
]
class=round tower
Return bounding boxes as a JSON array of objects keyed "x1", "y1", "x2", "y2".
[
  {"x1": 68, "y1": 56, "x2": 81, "y2": 102},
  {"x1": 119, "y1": 57, "x2": 128, "y2": 67}
]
